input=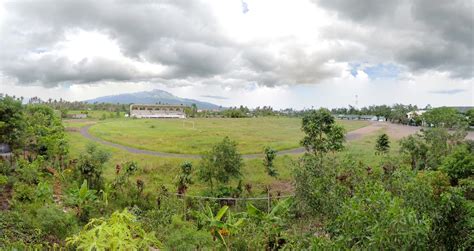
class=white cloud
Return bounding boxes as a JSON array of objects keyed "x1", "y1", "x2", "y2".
[{"x1": 0, "y1": 0, "x2": 472, "y2": 107}]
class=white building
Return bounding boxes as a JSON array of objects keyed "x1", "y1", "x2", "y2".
[
  {"x1": 130, "y1": 104, "x2": 187, "y2": 119},
  {"x1": 406, "y1": 110, "x2": 427, "y2": 119}
]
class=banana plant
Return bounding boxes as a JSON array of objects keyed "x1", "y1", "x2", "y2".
[
  {"x1": 65, "y1": 179, "x2": 97, "y2": 220},
  {"x1": 197, "y1": 205, "x2": 244, "y2": 248},
  {"x1": 246, "y1": 197, "x2": 294, "y2": 249}
]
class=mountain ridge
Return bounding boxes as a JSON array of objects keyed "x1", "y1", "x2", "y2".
[{"x1": 84, "y1": 89, "x2": 222, "y2": 110}]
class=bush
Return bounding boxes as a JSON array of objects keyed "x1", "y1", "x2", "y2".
[
  {"x1": 430, "y1": 187, "x2": 473, "y2": 249},
  {"x1": 164, "y1": 215, "x2": 214, "y2": 250},
  {"x1": 330, "y1": 182, "x2": 431, "y2": 249},
  {"x1": 35, "y1": 204, "x2": 78, "y2": 240},
  {"x1": 440, "y1": 143, "x2": 474, "y2": 185},
  {"x1": 66, "y1": 209, "x2": 162, "y2": 250},
  {"x1": 294, "y1": 154, "x2": 364, "y2": 219},
  {"x1": 13, "y1": 182, "x2": 36, "y2": 203},
  {"x1": 76, "y1": 143, "x2": 111, "y2": 190}
]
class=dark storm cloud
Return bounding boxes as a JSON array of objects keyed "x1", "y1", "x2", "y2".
[
  {"x1": 201, "y1": 95, "x2": 229, "y2": 100},
  {"x1": 316, "y1": 0, "x2": 401, "y2": 22},
  {"x1": 0, "y1": 0, "x2": 236, "y2": 86},
  {"x1": 314, "y1": 0, "x2": 474, "y2": 79},
  {"x1": 2, "y1": 56, "x2": 155, "y2": 87},
  {"x1": 0, "y1": 0, "x2": 472, "y2": 88}
]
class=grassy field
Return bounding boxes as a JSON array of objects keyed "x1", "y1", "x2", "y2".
[
  {"x1": 88, "y1": 117, "x2": 369, "y2": 154},
  {"x1": 65, "y1": 117, "x2": 400, "y2": 195},
  {"x1": 63, "y1": 117, "x2": 391, "y2": 196}
]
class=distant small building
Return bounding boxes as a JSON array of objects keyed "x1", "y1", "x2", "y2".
[
  {"x1": 67, "y1": 114, "x2": 88, "y2": 119},
  {"x1": 0, "y1": 143, "x2": 12, "y2": 160},
  {"x1": 130, "y1": 104, "x2": 187, "y2": 119},
  {"x1": 406, "y1": 110, "x2": 426, "y2": 120},
  {"x1": 337, "y1": 114, "x2": 379, "y2": 121}
]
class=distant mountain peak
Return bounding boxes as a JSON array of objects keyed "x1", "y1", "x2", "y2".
[{"x1": 85, "y1": 89, "x2": 222, "y2": 110}]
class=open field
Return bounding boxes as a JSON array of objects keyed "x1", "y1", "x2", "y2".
[
  {"x1": 88, "y1": 117, "x2": 370, "y2": 154},
  {"x1": 64, "y1": 118, "x2": 393, "y2": 195}
]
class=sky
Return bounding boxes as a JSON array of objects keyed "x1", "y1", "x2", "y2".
[{"x1": 0, "y1": 0, "x2": 472, "y2": 109}]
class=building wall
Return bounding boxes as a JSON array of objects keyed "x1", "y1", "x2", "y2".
[{"x1": 130, "y1": 104, "x2": 186, "y2": 119}]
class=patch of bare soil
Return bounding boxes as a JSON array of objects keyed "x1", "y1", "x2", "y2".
[
  {"x1": 345, "y1": 122, "x2": 387, "y2": 141},
  {"x1": 0, "y1": 184, "x2": 13, "y2": 210},
  {"x1": 385, "y1": 123, "x2": 421, "y2": 139},
  {"x1": 269, "y1": 180, "x2": 295, "y2": 194}
]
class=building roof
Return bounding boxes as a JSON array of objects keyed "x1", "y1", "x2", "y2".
[{"x1": 130, "y1": 104, "x2": 187, "y2": 108}]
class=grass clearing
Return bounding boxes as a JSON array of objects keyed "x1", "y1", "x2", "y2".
[
  {"x1": 65, "y1": 118, "x2": 398, "y2": 196},
  {"x1": 88, "y1": 117, "x2": 369, "y2": 154}
]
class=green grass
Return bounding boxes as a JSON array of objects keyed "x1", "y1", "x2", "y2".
[
  {"x1": 66, "y1": 131, "x2": 297, "y2": 195},
  {"x1": 66, "y1": 120, "x2": 401, "y2": 196},
  {"x1": 64, "y1": 117, "x2": 375, "y2": 195},
  {"x1": 88, "y1": 117, "x2": 369, "y2": 154},
  {"x1": 342, "y1": 129, "x2": 401, "y2": 166}
]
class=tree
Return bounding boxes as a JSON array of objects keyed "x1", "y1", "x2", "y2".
[
  {"x1": 198, "y1": 137, "x2": 243, "y2": 193},
  {"x1": 439, "y1": 143, "x2": 474, "y2": 185},
  {"x1": 300, "y1": 108, "x2": 346, "y2": 158},
  {"x1": 25, "y1": 105, "x2": 68, "y2": 165},
  {"x1": 400, "y1": 134, "x2": 429, "y2": 170},
  {"x1": 191, "y1": 103, "x2": 198, "y2": 117},
  {"x1": 375, "y1": 133, "x2": 390, "y2": 155},
  {"x1": 0, "y1": 96, "x2": 26, "y2": 149},
  {"x1": 465, "y1": 109, "x2": 474, "y2": 127},
  {"x1": 263, "y1": 146, "x2": 278, "y2": 177},
  {"x1": 76, "y1": 143, "x2": 111, "y2": 190},
  {"x1": 175, "y1": 161, "x2": 193, "y2": 195},
  {"x1": 423, "y1": 107, "x2": 466, "y2": 128}
]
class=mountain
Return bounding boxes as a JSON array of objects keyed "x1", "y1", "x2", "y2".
[{"x1": 85, "y1": 89, "x2": 222, "y2": 110}]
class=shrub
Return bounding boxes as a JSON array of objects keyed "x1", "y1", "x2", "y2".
[
  {"x1": 330, "y1": 182, "x2": 431, "y2": 249},
  {"x1": 430, "y1": 187, "x2": 473, "y2": 249},
  {"x1": 13, "y1": 182, "x2": 36, "y2": 203},
  {"x1": 35, "y1": 204, "x2": 78, "y2": 240},
  {"x1": 440, "y1": 143, "x2": 474, "y2": 185},
  {"x1": 198, "y1": 137, "x2": 243, "y2": 193},
  {"x1": 66, "y1": 209, "x2": 162, "y2": 250},
  {"x1": 375, "y1": 133, "x2": 390, "y2": 155},
  {"x1": 76, "y1": 143, "x2": 111, "y2": 190},
  {"x1": 164, "y1": 215, "x2": 214, "y2": 250}
]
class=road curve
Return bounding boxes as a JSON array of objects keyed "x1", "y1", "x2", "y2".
[{"x1": 78, "y1": 122, "x2": 398, "y2": 159}]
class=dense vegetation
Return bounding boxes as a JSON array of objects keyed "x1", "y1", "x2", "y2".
[{"x1": 1, "y1": 96, "x2": 473, "y2": 250}]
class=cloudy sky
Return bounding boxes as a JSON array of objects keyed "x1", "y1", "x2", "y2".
[{"x1": 0, "y1": 0, "x2": 472, "y2": 109}]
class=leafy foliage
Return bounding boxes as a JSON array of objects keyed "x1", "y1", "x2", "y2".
[
  {"x1": 175, "y1": 161, "x2": 193, "y2": 194},
  {"x1": 300, "y1": 108, "x2": 345, "y2": 157},
  {"x1": 198, "y1": 137, "x2": 243, "y2": 192},
  {"x1": 76, "y1": 143, "x2": 111, "y2": 190},
  {"x1": 375, "y1": 133, "x2": 390, "y2": 154},
  {"x1": 330, "y1": 182, "x2": 431, "y2": 249},
  {"x1": 423, "y1": 107, "x2": 467, "y2": 128},
  {"x1": 263, "y1": 146, "x2": 278, "y2": 177},
  {"x1": 196, "y1": 205, "x2": 244, "y2": 247},
  {"x1": 66, "y1": 209, "x2": 162, "y2": 250},
  {"x1": 440, "y1": 143, "x2": 474, "y2": 185}
]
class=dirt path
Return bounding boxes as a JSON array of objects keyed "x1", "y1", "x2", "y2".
[
  {"x1": 0, "y1": 184, "x2": 13, "y2": 210},
  {"x1": 79, "y1": 122, "x2": 474, "y2": 159}
]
